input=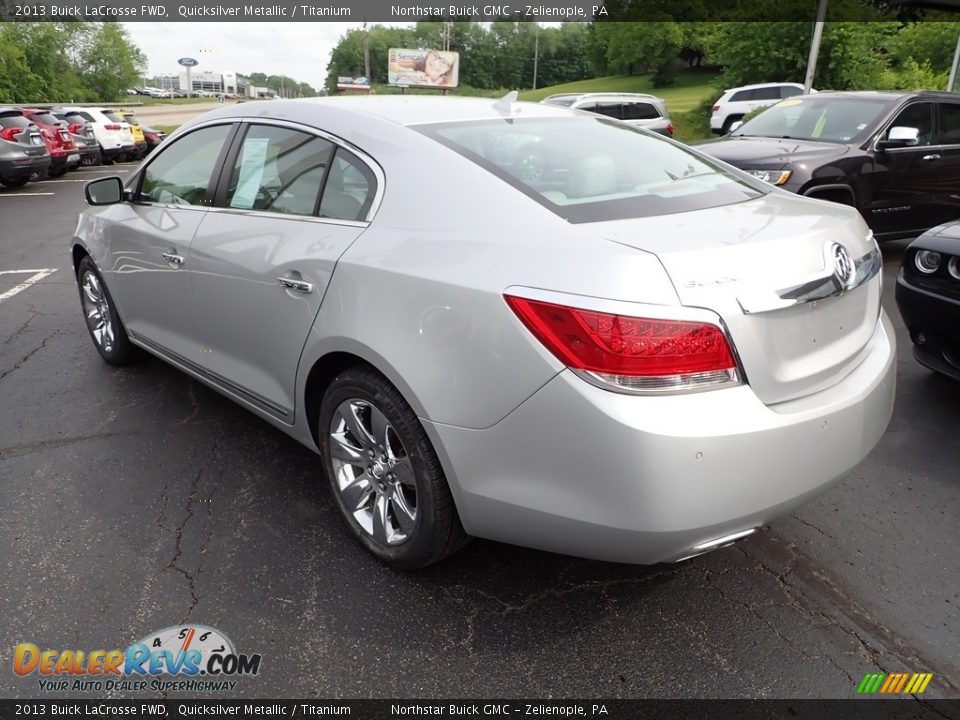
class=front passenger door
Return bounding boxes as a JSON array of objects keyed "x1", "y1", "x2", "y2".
[{"x1": 104, "y1": 123, "x2": 234, "y2": 366}]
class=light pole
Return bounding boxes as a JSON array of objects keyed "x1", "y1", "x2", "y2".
[
  {"x1": 948, "y1": 33, "x2": 960, "y2": 92},
  {"x1": 804, "y1": 0, "x2": 828, "y2": 94},
  {"x1": 533, "y1": 25, "x2": 540, "y2": 90}
]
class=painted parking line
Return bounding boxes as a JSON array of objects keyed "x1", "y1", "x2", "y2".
[
  {"x1": 0, "y1": 193, "x2": 55, "y2": 197},
  {"x1": 0, "y1": 269, "x2": 58, "y2": 304}
]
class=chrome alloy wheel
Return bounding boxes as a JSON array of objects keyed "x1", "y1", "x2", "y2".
[
  {"x1": 80, "y1": 270, "x2": 115, "y2": 354},
  {"x1": 329, "y1": 399, "x2": 418, "y2": 546}
]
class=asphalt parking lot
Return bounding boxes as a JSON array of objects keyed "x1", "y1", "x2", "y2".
[{"x1": 1, "y1": 170, "x2": 958, "y2": 700}]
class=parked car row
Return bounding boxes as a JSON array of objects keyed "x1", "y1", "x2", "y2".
[{"x1": 0, "y1": 105, "x2": 166, "y2": 189}]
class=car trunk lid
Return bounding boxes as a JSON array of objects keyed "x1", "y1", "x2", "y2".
[{"x1": 593, "y1": 196, "x2": 882, "y2": 405}]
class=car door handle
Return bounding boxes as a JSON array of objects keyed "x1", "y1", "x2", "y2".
[
  {"x1": 161, "y1": 252, "x2": 184, "y2": 265},
  {"x1": 277, "y1": 277, "x2": 313, "y2": 293},
  {"x1": 922, "y1": 154, "x2": 941, "y2": 161}
]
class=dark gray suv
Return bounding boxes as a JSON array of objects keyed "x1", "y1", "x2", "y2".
[{"x1": 0, "y1": 108, "x2": 50, "y2": 188}]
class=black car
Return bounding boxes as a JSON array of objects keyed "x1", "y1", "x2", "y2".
[
  {"x1": 697, "y1": 91, "x2": 960, "y2": 242},
  {"x1": 896, "y1": 222, "x2": 960, "y2": 381}
]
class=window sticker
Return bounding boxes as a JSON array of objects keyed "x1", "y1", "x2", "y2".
[{"x1": 231, "y1": 138, "x2": 270, "y2": 209}]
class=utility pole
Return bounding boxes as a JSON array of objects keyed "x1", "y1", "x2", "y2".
[
  {"x1": 948, "y1": 33, "x2": 960, "y2": 93},
  {"x1": 804, "y1": 0, "x2": 828, "y2": 94},
  {"x1": 533, "y1": 25, "x2": 540, "y2": 90},
  {"x1": 363, "y1": 20, "x2": 371, "y2": 80}
]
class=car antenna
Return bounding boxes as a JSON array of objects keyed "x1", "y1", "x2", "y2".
[{"x1": 493, "y1": 90, "x2": 519, "y2": 115}]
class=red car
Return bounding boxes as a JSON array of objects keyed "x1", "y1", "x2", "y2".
[{"x1": 20, "y1": 108, "x2": 81, "y2": 177}]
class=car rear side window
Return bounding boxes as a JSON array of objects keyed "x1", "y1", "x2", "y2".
[
  {"x1": 318, "y1": 149, "x2": 376, "y2": 222},
  {"x1": 622, "y1": 102, "x2": 661, "y2": 120},
  {"x1": 419, "y1": 117, "x2": 764, "y2": 224},
  {"x1": 591, "y1": 102, "x2": 623, "y2": 119},
  {"x1": 730, "y1": 90, "x2": 751, "y2": 102},
  {"x1": 139, "y1": 125, "x2": 232, "y2": 206},
  {"x1": 751, "y1": 87, "x2": 781, "y2": 101},
  {"x1": 224, "y1": 124, "x2": 334, "y2": 216}
]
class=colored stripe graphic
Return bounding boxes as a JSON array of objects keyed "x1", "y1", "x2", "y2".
[{"x1": 857, "y1": 672, "x2": 933, "y2": 694}]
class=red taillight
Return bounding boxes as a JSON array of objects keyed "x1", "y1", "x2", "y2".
[
  {"x1": 68, "y1": 123, "x2": 84, "y2": 134},
  {"x1": 105, "y1": 124, "x2": 121, "y2": 130},
  {"x1": 505, "y1": 295, "x2": 739, "y2": 393},
  {"x1": 712, "y1": 104, "x2": 720, "y2": 112},
  {"x1": 666, "y1": 122, "x2": 674, "y2": 136},
  {"x1": 0, "y1": 127, "x2": 22, "y2": 142}
]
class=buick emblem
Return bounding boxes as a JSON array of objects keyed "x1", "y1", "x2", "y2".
[{"x1": 831, "y1": 243, "x2": 856, "y2": 289}]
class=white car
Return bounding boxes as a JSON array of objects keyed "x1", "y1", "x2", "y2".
[
  {"x1": 710, "y1": 83, "x2": 812, "y2": 134},
  {"x1": 61, "y1": 107, "x2": 136, "y2": 163}
]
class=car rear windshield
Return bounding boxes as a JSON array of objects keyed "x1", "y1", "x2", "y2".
[
  {"x1": 31, "y1": 112, "x2": 63, "y2": 126},
  {"x1": 123, "y1": 114, "x2": 140, "y2": 125},
  {"x1": 104, "y1": 111, "x2": 124, "y2": 122},
  {"x1": 417, "y1": 117, "x2": 764, "y2": 223},
  {"x1": 732, "y1": 95, "x2": 891, "y2": 142},
  {"x1": 0, "y1": 112, "x2": 31, "y2": 128}
]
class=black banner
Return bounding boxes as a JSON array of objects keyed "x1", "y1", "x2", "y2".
[
  {"x1": 2, "y1": 699, "x2": 960, "y2": 720},
  {"x1": 1, "y1": 0, "x2": 960, "y2": 22}
]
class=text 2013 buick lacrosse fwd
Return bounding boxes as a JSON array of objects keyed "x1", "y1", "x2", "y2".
[{"x1": 72, "y1": 96, "x2": 895, "y2": 568}]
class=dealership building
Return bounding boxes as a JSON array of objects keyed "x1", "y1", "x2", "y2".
[{"x1": 153, "y1": 70, "x2": 274, "y2": 98}]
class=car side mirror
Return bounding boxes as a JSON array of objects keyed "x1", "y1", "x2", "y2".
[
  {"x1": 728, "y1": 121, "x2": 743, "y2": 134},
  {"x1": 877, "y1": 126, "x2": 920, "y2": 150},
  {"x1": 85, "y1": 176, "x2": 124, "y2": 206}
]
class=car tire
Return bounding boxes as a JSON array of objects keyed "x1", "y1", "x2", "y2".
[
  {"x1": 76, "y1": 256, "x2": 141, "y2": 366},
  {"x1": 318, "y1": 366, "x2": 469, "y2": 569},
  {"x1": 48, "y1": 166, "x2": 68, "y2": 179},
  {"x1": 721, "y1": 116, "x2": 743, "y2": 134},
  {"x1": 0, "y1": 177, "x2": 29, "y2": 188}
]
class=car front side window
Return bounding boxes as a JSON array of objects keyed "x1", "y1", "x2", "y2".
[
  {"x1": 888, "y1": 103, "x2": 934, "y2": 147},
  {"x1": 138, "y1": 124, "x2": 232, "y2": 206}
]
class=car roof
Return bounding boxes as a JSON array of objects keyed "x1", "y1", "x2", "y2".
[
  {"x1": 542, "y1": 92, "x2": 661, "y2": 101},
  {"x1": 208, "y1": 95, "x2": 582, "y2": 127},
  {"x1": 725, "y1": 82, "x2": 804, "y2": 92}
]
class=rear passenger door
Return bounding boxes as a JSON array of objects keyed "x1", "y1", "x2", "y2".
[{"x1": 188, "y1": 121, "x2": 378, "y2": 422}]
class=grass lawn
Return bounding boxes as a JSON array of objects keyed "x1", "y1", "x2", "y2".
[{"x1": 519, "y1": 69, "x2": 720, "y2": 113}]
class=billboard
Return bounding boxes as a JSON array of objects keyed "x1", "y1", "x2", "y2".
[{"x1": 388, "y1": 48, "x2": 459, "y2": 89}]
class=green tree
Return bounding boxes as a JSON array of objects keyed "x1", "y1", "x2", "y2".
[{"x1": 77, "y1": 23, "x2": 146, "y2": 101}]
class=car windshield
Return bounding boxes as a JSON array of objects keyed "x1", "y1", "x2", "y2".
[
  {"x1": 418, "y1": 117, "x2": 764, "y2": 223},
  {"x1": 732, "y1": 96, "x2": 891, "y2": 142}
]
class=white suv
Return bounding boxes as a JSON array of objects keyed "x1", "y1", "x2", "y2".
[
  {"x1": 541, "y1": 93, "x2": 674, "y2": 136},
  {"x1": 710, "y1": 83, "x2": 812, "y2": 134},
  {"x1": 61, "y1": 107, "x2": 136, "y2": 164}
]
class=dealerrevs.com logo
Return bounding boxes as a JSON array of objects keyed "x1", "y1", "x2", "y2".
[{"x1": 14, "y1": 625, "x2": 262, "y2": 693}]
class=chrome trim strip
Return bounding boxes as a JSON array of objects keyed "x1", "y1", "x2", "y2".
[
  {"x1": 129, "y1": 331, "x2": 291, "y2": 421},
  {"x1": 737, "y1": 243, "x2": 881, "y2": 315}
]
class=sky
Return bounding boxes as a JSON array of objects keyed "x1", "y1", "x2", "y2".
[{"x1": 123, "y1": 22, "x2": 393, "y2": 91}]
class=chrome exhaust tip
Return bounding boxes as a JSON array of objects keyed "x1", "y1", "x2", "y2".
[{"x1": 674, "y1": 527, "x2": 758, "y2": 563}]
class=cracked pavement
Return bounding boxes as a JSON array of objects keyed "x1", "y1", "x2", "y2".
[{"x1": 1, "y1": 178, "x2": 958, "y2": 700}]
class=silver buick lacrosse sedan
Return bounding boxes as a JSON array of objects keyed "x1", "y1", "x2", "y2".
[{"x1": 72, "y1": 96, "x2": 895, "y2": 568}]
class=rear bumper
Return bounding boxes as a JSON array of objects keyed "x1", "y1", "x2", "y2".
[
  {"x1": 427, "y1": 312, "x2": 896, "y2": 564},
  {"x1": 896, "y1": 269, "x2": 960, "y2": 381},
  {"x1": 0, "y1": 155, "x2": 51, "y2": 181}
]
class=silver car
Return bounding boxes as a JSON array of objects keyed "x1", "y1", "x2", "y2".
[
  {"x1": 540, "y1": 92, "x2": 674, "y2": 136},
  {"x1": 72, "y1": 96, "x2": 896, "y2": 569}
]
